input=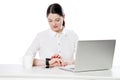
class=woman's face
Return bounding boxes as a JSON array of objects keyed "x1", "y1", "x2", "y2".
[{"x1": 48, "y1": 13, "x2": 64, "y2": 32}]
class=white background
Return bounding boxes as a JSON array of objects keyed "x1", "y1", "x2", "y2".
[{"x1": 0, "y1": 0, "x2": 120, "y2": 67}]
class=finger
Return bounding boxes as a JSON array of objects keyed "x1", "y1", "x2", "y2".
[
  {"x1": 60, "y1": 59, "x2": 66, "y2": 66},
  {"x1": 51, "y1": 56, "x2": 55, "y2": 58},
  {"x1": 51, "y1": 54, "x2": 58, "y2": 58},
  {"x1": 56, "y1": 54, "x2": 60, "y2": 58},
  {"x1": 56, "y1": 60, "x2": 60, "y2": 66},
  {"x1": 57, "y1": 59, "x2": 62, "y2": 66},
  {"x1": 58, "y1": 59, "x2": 65, "y2": 66},
  {"x1": 57, "y1": 55, "x2": 61, "y2": 59},
  {"x1": 59, "y1": 59, "x2": 68, "y2": 66},
  {"x1": 50, "y1": 58, "x2": 57, "y2": 65},
  {"x1": 55, "y1": 54, "x2": 61, "y2": 59},
  {"x1": 62, "y1": 62, "x2": 67, "y2": 66}
]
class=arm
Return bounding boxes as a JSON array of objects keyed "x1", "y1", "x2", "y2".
[
  {"x1": 23, "y1": 34, "x2": 41, "y2": 68},
  {"x1": 33, "y1": 58, "x2": 45, "y2": 66},
  {"x1": 33, "y1": 58, "x2": 67, "y2": 67}
]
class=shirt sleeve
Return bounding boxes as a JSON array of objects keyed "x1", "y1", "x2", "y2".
[
  {"x1": 72, "y1": 31, "x2": 79, "y2": 60},
  {"x1": 23, "y1": 33, "x2": 41, "y2": 68}
]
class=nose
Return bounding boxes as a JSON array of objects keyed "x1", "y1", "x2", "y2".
[{"x1": 52, "y1": 21, "x2": 56, "y2": 26}]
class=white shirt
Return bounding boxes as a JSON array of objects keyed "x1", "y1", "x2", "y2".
[{"x1": 25, "y1": 29, "x2": 79, "y2": 60}]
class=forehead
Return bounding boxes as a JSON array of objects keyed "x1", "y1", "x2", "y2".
[{"x1": 48, "y1": 13, "x2": 61, "y2": 19}]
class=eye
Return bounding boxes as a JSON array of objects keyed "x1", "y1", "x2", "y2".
[
  {"x1": 55, "y1": 18, "x2": 60, "y2": 22},
  {"x1": 48, "y1": 20, "x2": 52, "y2": 22}
]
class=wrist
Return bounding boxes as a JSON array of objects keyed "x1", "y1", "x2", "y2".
[{"x1": 45, "y1": 58, "x2": 51, "y2": 68}]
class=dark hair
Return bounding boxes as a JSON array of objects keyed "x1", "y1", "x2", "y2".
[{"x1": 47, "y1": 3, "x2": 65, "y2": 27}]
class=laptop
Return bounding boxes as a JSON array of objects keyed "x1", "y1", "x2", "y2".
[{"x1": 59, "y1": 40, "x2": 116, "y2": 72}]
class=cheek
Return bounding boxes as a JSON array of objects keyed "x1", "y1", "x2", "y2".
[
  {"x1": 57, "y1": 21, "x2": 62, "y2": 26},
  {"x1": 48, "y1": 22, "x2": 53, "y2": 27},
  {"x1": 59, "y1": 19, "x2": 63, "y2": 26}
]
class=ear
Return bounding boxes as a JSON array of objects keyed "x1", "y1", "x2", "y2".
[
  {"x1": 63, "y1": 14, "x2": 65, "y2": 18},
  {"x1": 62, "y1": 14, "x2": 65, "y2": 21}
]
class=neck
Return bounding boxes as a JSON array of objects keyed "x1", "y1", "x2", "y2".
[{"x1": 56, "y1": 26, "x2": 64, "y2": 33}]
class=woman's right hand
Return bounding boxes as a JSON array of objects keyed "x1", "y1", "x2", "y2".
[{"x1": 49, "y1": 58, "x2": 67, "y2": 67}]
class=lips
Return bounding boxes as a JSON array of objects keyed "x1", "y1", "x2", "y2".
[{"x1": 53, "y1": 26, "x2": 58, "y2": 28}]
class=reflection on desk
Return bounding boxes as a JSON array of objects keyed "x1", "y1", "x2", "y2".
[{"x1": 0, "y1": 64, "x2": 120, "y2": 80}]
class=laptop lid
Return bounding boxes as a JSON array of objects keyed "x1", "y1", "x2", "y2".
[{"x1": 74, "y1": 40, "x2": 116, "y2": 72}]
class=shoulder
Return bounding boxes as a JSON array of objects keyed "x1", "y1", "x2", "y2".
[
  {"x1": 66, "y1": 29, "x2": 78, "y2": 36},
  {"x1": 65, "y1": 29, "x2": 79, "y2": 40},
  {"x1": 36, "y1": 29, "x2": 49, "y2": 36},
  {"x1": 31, "y1": 29, "x2": 51, "y2": 43}
]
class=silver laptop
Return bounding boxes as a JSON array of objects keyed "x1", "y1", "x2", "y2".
[{"x1": 59, "y1": 40, "x2": 116, "y2": 72}]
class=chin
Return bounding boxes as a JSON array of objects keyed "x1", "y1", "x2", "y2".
[{"x1": 52, "y1": 29, "x2": 59, "y2": 32}]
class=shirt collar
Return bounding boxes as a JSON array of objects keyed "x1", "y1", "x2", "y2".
[{"x1": 49, "y1": 28, "x2": 66, "y2": 38}]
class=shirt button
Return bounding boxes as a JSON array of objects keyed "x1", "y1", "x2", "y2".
[
  {"x1": 57, "y1": 41, "x2": 60, "y2": 45},
  {"x1": 58, "y1": 50, "x2": 61, "y2": 53},
  {"x1": 58, "y1": 42, "x2": 60, "y2": 45}
]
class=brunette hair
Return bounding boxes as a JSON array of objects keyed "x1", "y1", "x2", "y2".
[{"x1": 46, "y1": 3, "x2": 65, "y2": 26}]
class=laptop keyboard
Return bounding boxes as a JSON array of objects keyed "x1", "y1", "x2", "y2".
[
  {"x1": 70, "y1": 67, "x2": 75, "y2": 70},
  {"x1": 59, "y1": 65, "x2": 75, "y2": 69}
]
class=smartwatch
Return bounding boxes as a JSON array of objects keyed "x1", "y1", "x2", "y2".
[{"x1": 45, "y1": 58, "x2": 51, "y2": 68}]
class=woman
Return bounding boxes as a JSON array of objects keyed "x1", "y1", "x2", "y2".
[{"x1": 24, "y1": 3, "x2": 79, "y2": 68}]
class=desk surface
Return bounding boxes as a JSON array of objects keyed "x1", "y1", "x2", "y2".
[{"x1": 0, "y1": 64, "x2": 120, "y2": 79}]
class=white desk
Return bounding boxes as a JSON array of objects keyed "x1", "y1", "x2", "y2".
[{"x1": 0, "y1": 64, "x2": 120, "y2": 80}]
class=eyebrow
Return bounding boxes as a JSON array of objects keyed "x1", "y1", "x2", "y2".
[
  {"x1": 48, "y1": 17, "x2": 60, "y2": 20},
  {"x1": 55, "y1": 18, "x2": 60, "y2": 20}
]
